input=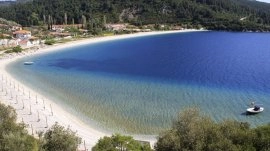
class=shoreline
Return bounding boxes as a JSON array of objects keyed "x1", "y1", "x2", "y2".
[{"x1": 0, "y1": 29, "x2": 204, "y2": 149}]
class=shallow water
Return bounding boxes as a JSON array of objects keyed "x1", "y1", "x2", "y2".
[{"x1": 7, "y1": 31, "x2": 270, "y2": 134}]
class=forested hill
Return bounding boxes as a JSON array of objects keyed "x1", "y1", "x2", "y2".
[{"x1": 1, "y1": 0, "x2": 270, "y2": 31}]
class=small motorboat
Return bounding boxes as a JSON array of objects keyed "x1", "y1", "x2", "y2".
[
  {"x1": 24, "y1": 61, "x2": 34, "y2": 65},
  {"x1": 246, "y1": 104, "x2": 264, "y2": 114}
]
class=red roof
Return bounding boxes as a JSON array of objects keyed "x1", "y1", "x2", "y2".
[
  {"x1": 18, "y1": 40, "x2": 28, "y2": 44},
  {"x1": 13, "y1": 30, "x2": 31, "y2": 34}
]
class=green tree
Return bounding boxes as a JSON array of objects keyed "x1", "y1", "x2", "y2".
[
  {"x1": 41, "y1": 123, "x2": 81, "y2": 151},
  {"x1": 92, "y1": 134, "x2": 152, "y2": 151},
  {"x1": 0, "y1": 103, "x2": 38, "y2": 151},
  {"x1": 253, "y1": 124, "x2": 270, "y2": 151},
  {"x1": 64, "y1": 13, "x2": 67, "y2": 25},
  {"x1": 30, "y1": 12, "x2": 40, "y2": 26},
  {"x1": 82, "y1": 15, "x2": 87, "y2": 29},
  {"x1": 12, "y1": 46, "x2": 23, "y2": 53},
  {"x1": 155, "y1": 108, "x2": 256, "y2": 151},
  {"x1": 2, "y1": 132, "x2": 38, "y2": 151}
]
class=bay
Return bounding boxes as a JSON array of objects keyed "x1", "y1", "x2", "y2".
[{"x1": 7, "y1": 31, "x2": 270, "y2": 134}]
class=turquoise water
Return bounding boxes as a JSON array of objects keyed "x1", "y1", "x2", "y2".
[{"x1": 7, "y1": 32, "x2": 270, "y2": 134}]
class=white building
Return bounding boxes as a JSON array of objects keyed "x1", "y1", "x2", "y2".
[
  {"x1": 29, "y1": 37, "x2": 40, "y2": 46},
  {"x1": 18, "y1": 39, "x2": 31, "y2": 48},
  {"x1": 105, "y1": 24, "x2": 127, "y2": 31},
  {"x1": 0, "y1": 39, "x2": 19, "y2": 48}
]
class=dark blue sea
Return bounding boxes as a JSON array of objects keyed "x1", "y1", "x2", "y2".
[{"x1": 7, "y1": 31, "x2": 270, "y2": 134}]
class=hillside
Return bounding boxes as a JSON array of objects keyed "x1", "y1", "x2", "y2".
[
  {"x1": 1, "y1": 0, "x2": 270, "y2": 31},
  {"x1": 0, "y1": 17, "x2": 20, "y2": 26}
]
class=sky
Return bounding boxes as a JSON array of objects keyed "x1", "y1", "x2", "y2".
[{"x1": 257, "y1": 0, "x2": 270, "y2": 3}]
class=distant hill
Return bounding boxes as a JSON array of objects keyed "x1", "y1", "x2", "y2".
[{"x1": 1, "y1": 0, "x2": 270, "y2": 31}]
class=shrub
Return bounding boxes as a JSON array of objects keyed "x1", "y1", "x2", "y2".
[
  {"x1": 155, "y1": 108, "x2": 257, "y2": 151},
  {"x1": 0, "y1": 103, "x2": 38, "y2": 151},
  {"x1": 12, "y1": 46, "x2": 22, "y2": 53},
  {"x1": 44, "y1": 39, "x2": 56, "y2": 45},
  {"x1": 92, "y1": 134, "x2": 152, "y2": 151},
  {"x1": 41, "y1": 123, "x2": 81, "y2": 151}
]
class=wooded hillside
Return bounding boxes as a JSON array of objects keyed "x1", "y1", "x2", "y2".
[{"x1": 1, "y1": 0, "x2": 270, "y2": 31}]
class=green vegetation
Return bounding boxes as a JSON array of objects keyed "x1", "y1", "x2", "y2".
[
  {"x1": 0, "y1": 102, "x2": 81, "y2": 151},
  {"x1": 0, "y1": 103, "x2": 38, "y2": 151},
  {"x1": 0, "y1": 17, "x2": 20, "y2": 27},
  {"x1": 12, "y1": 46, "x2": 22, "y2": 53},
  {"x1": 44, "y1": 39, "x2": 56, "y2": 45},
  {"x1": 5, "y1": 46, "x2": 23, "y2": 53},
  {"x1": 1, "y1": 0, "x2": 270, "y2": 31},
  {"x1": 1, "y1": 98, "x2": 270, "y2": 151},
  {"x1": 155, "y1": 108, "x2": 270, "y2": 151},
  {"x1": 40, "y1": 123, "x2": 81, "y2": 151},
  {"x1": 92, "y1": 134, "x2": 152, "y2": 151}
]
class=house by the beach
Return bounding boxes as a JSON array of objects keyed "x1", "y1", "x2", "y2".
[
  {"x1": 18, "y1": 39, "x2": 31, "y2": 48},
  {"x1": 29, "y1": 36, "x2": 40, "y2": 45},
  {"x1": 8, "y1": 39, "x2": 19, "y2": 47},
  {"x1": 105, "y1": 24, "x2": 127, "y2": 31},
  {"x1": 13, "y1": 30, "x2": 31, "y2": 39},
  {"x1": 1, "y1": 29, "x2": 41, "y2": 48},
  {"x1": 172, "y1": 26, "x2": 184, "y2": 30},
  {"x1": 16, "y1": 36, "x2": 40, "y2": 48},
  {"x1": 52, "y1": 24, "x2": 83, "y2": 32},
  {"x1": 0, "y1": 39, "x2": 8, "y2": 47},
  {"x1": 50, "y1": 32, "x2": 72, "y2": 38}
]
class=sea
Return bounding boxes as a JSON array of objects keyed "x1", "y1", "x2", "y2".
[{"x1": 7, "y1": 31, "x2": 270, "y2": 134}]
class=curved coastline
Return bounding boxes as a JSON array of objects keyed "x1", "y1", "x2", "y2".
[{"x1": 0, "y1": 29, "x2": 203, "y2": 149}]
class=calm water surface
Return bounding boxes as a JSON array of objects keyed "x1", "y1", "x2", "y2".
[{"x1": 7, "y1": 31, "x2": 270, "y2": 134}]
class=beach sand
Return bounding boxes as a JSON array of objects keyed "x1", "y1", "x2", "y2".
[{"x1": 0, "y1": 29, "x2": 202, "y2": 149}]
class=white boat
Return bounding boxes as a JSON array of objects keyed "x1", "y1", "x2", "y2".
[
  {"x1": 24, "y1": 61, "x2": 34, "y2": 65},
  {"x1": 246, "y1": 106, "x2": 264, "y2": 114}
]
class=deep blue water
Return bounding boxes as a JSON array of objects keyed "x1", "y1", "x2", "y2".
[
  {"x1": 7, "y1": 31, "x2": 270, "y2": 134},
  {"x1": 40, "y1": 32, "x2": 270, "y2": 92}
]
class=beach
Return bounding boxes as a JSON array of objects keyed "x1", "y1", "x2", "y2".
[{"x1": 0, "y1": 29, "x2": 201, "y2": 149}]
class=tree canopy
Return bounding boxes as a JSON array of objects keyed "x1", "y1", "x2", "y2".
[
  {"x1": 40, "y1": 123, "x2": 81, "y2": 151},
  {"x1": 92, "y1": 134, "x2": 152, "y2": 151},
  {"x1": 155, "y1": 108, "x2": 270, "y2": 151},
  {"x1": 0, "y1": 102, "x2": 81, "y2": 151},
  {"x1": 0, "y1": 103, "x2": 38, "y2": 151}
]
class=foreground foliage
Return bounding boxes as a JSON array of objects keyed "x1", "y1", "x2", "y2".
[
  {"x1": 0, "y1": 103, "x2": 81, "y2": 151},
  {"x1": 2, "y1": 101, "x2": 270, "y2": 151},
  {"x1": 92, "y1": 134, "x2": 152, "y2": 151},
  {"x1": 0, "y1": 103, "x2": 38, "y2": 151},
  {"x1": 155, "y1": 108, "x2": 270, "y2": 151},
  {"x1": 40, "y1": 123, "x2": 82, "y2": 151}
]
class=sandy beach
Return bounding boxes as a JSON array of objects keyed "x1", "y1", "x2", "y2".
[{"x1": 0, "y1": 29, "x2": 202, "y2": 149}]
